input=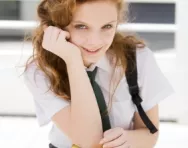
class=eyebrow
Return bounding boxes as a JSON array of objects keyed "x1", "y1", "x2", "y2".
[{"x1": 72, "y1": 20, "x2": 117, "y2": 26}]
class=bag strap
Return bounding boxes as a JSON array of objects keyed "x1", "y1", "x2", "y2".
[{"x1": 125, "y1": 50, "x2": 158, "y2": 134}]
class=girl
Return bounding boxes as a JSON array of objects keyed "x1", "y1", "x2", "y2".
[{"x1": 23, "y1": 0, "x2": 174, "y2": 148}]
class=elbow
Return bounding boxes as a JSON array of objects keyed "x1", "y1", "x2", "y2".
[
  {"x1": 152, "y1": 130, "x2": 159, "y2": 147},
  {"x1": 145, "y1": 130, "x2": 159, "y2": 148},
  {"x1": 139, "y1": 128, "x2": 159, "y2": 148}
]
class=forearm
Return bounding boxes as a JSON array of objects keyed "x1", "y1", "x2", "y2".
[
  {"x1": 67, "y1": 59, "x2": 103, "y2": 148},
  {"x1": 127, "y1": 128, "x2": 159, "y2": 148}
]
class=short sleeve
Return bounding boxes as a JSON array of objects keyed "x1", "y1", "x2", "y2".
[
  {"x1": 136, "y1": 47, "x2": 174, "y2": 112},
  {"x1": 23, "y1": 63, "x2": 70, "y2": 126}
]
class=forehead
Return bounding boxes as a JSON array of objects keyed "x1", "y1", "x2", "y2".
[{"x1": 72, "y1": 1, "x2": 118, "y2": 24}]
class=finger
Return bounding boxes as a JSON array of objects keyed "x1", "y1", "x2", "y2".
[
  {"x1": 57, "y1": 30, "x2": 70, "y2": 42},
  {"x1": 51, "y1": 27, "x2": 61, "y2": 43},
  {"x1": 102, "y1": 135, "x2": 126, "y2": 148},
  {"x1": 104, "y1": 128, "x2": 116, "y2": 137},
  {"x1": 104, "y1": 128, "x2": 124, "y2": 142},
  {"x1": 100, "y1": 131, "x2": 123, "y2": 145},
  {"x1": 61, "y1": 27, "x2": 71, "y2": 40},
  {"x1": 42, "y1": 26, "x2": 53, "y2": 50},
  {"x1": 104, "y1": 127, "x2": 123, "y2": 137},
  {"x1": 115, "y1": 143, "x2": 131, "y2": 148}
]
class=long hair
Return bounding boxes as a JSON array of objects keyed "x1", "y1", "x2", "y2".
[{"x1": 24, "y1": 0, "x2": 145, "y2": 112}]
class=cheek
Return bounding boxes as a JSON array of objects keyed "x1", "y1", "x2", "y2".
[
  {"x1": 103, "y1": 31, "x2": 116, "y2": 45},
  {"x1": 69, "y1": 33, "x2": 85, "y2": 47}
]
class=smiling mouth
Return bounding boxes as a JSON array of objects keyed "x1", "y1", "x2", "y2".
[{"x1": 83, "y1": 47, "x2": 102, "y2": 53}]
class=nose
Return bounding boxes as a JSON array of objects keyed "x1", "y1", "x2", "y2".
[{"x1": 86, "y1": 32, "x2": 103, "y2": 48}]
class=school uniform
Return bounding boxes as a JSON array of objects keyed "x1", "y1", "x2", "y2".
[{"x1": 24, "y1": 47, "x2": 174, "y2": 148}]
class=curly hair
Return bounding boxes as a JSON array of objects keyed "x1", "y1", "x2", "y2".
[{"x1": 24, "y1": 0, "x2": 145, "y2": 111}]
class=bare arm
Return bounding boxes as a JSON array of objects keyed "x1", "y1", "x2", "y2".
[
  {"x1": 52, "y1": 58, "x2": 103, "y2": 148},
  {"x1": 42, "y1": 26, "x2": 103, "y2": 147},
  {"x1": 129, "y1": 105, "x2": 159, "y2": 148}
]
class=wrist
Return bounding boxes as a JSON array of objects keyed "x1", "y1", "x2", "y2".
[
  {"x1": 66, "y1": 56, "x2": 85, "y2": 70},
  {"x1": 65, "y1": 55, "x2": 83, "y2": 66}
]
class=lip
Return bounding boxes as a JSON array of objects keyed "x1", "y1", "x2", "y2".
[{"x1": 82, "y1": 47, "x2": 102, "y2": 54}]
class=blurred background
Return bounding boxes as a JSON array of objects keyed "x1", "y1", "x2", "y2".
[{"x1": 0, "y1": 0, "x2": 188, "y2": 148}]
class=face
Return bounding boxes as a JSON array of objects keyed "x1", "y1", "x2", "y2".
[{"x1": 65, "y1": 1, "x2": 118, "y2": 67}]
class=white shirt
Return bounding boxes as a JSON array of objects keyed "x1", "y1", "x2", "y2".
[{"x1": 24, "y1": 47, "x2": 174, "y2": 148}]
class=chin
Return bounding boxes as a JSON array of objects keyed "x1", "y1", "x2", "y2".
[{"x1": 83, "y1": 57, "x2": 99, "y2": 66}]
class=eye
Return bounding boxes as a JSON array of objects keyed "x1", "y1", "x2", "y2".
[
  {"x1": 75, "y1": 24, "x2": 87, "y2": 29},
  {"x1": 74, "y1": 24, "x2": 113, "y2": 30},
  {"x1": 103, "y1": 24, "x2": 113, "y2": 29}
]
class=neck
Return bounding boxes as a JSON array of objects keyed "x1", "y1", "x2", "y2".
[{"x1": 84, "y1": 60, "x2": 93, "y2": 68}]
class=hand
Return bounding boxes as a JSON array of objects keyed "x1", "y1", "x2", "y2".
[
  {"x1": 99, "y1": 127, "x2": 131, "y2": 148},
  {"x1": 42, "y1": 25, "x2": 82, "y2": 65}
]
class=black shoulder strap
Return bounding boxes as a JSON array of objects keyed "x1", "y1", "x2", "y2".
[{"x1": 125, "y1": 50, "x2": 158, "y2": 134}]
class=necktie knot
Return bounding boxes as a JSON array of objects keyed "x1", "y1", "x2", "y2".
[{"x1": 87, "y1": 67, "x2": 98, "y2": 82}]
